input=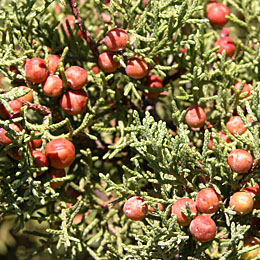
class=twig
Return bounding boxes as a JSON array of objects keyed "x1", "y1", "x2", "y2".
[
  {"x1": 22, "y1": 101, "x2": 51, "y2": 115},
  {"x1": 67, "y1": 0, "x2": 99, "y2": 61}
]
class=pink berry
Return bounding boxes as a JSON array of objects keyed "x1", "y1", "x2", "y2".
[
  {"x1": 65, "y1": 66, "x2": 88, "y2": 90},
  {"x1": 25, "y1": 58, "x2": 48, "y2": 83},
  {"x1": 226, "y1": 116, "x2": 246, "y2": 135},
  {"x1": 195, "y1": 188, "x2": 221, "y2": 214},
  {"x1": 98, "y1": 51, "x2": 120, "y2": 73},
  {"x1": 42, "y1": 75, "x2": 63, "y2": 97},
  {"x1": 233, "y1": 81, "x2": 251, "y2": 98},
  {"x1": 0, "y1": 99, "x2": 23, "y2": 119},
  {"x1": 170, "y1": 198, "x2": 198, "y2": 226},
  {"x1": 227, "y1": 149, "x2": 253, "y2": 174},
  {"x1": 125, "y1": 57, "x2": 150, "y2": 79},
  {"x1": 105, "y1": 28, "x2": 128, "y2": 52},
  {"x1": 45, "y1": 138, "x2": 75, "y2": 169},
  {"x1": 185, "y1": 106, "x2": 206, "y2": 128},
  {"x1": 189, "y1": 215, "x2": 216, "y2": 242},
  {"x1": 144, "y1": 75, "x2": 163, "y2": 98},
  {"x1": 59, "y1": 89, "x2": 88, "y2": 115},
  {"x1": 214, "y1": 36, "x2": 235, "y2": 57},
  {"x1": 123, "y1": 196, "x2": 148, "y2": 221},
  {"x1": 206, "y1": 2, "x2": 230, "y2": 27},
  {"x1": 31, "y1": 150, "x2": 49, "y2": 176},
  {"x1": 0, "y1": 123, "x2": 22, "y2": 146},
  {"x1": 48, "y1": 55, "x2": 61, "y2": 74}
]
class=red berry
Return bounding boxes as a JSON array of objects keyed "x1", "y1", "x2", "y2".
[
  {"x1": 65, "y1": 66, "x2": 88, "y2": 90},
  {"x1": 31, "y1": 139, "x2": 42, "y2": 148},
  {"x1": 31, "y1": 150, "x2": 49, "y2": 176},
  {"x1": 48, "y1": 55, "x2": 60, "y2": 74},
  {"x1": 98, "y1": 51, "x2": 120, "y2": 73},
  {"x1": 17, "y1": 86, "x2": 33, "y2": 102},
  {"x1": 208, "y1": 131, "x2": 231, "y2": 150},
  {"x1": 0, "y1": 99, "x2": 22, "y2": 119},
  {"x1": 214, "y1": 36, "x2": 235, "y2": 57},
  {"x1": 185, "y1": 106, "x2": 206, "y2": 128},
  {"x1": 206, "y1": 2, "x2": 230, "y2": 27},
  {"x1": 226, "y1": 116, "x2": 246, "y2": 135},
  {"x1": 48, "y1": 167, "x2": 66, "y2": 189},
  {"x1": 227, "y1": 149, "x2": 253, "y2": 174},
  {"x1": 241, "y1": 236, "x2": 260, "y2": 260},
  {"x1": 233, "y1": 81, "x2": 251, "y2": 98},
  {"x1": 105, "y1": 28, "x2": 128, "y2": 52},
  {"x1": 189, "y1": 215, "x2": 216, "y2": 242},
  {"x1": 123, "y1": 196, "x2": 148, "y2": 221},
  {"x1": 25, "y1": 58, "x2": 48, "y2": 83},
  {"x1": 42, "y1": 75, "x2": 63, "y2": 97},
  {"x1": 58, "y1": 14, "x2": 75, "y2": 38},
  {"x1": 144, "y1": 75, "x2": 163, "y2": 98},
  {"x1": 0, "y1": 123, "x2": 22, "y2": 146},
  {"x1": 195, "y1": 188, "x2": 221, "y2": 214},
  {"x1": 220, "y1": 27, "x2": 230, "y2": 37},
  {"x1": 243, "y1": 183, "x2": 259, "y2": 198},
  {"x1": 170, "y1": 198, "x2": 198, "y2": 226},
  {"x1": 91, "y1": 65, "x2": 99, "y2": 74},
  {"x1": 125, "y1": 57, "x2": 150, "y2": 79},
  {"x1": 45, "y1": 138, "x2": 75, "y2": 169},
  {"x1": 229, "y1": 191, "x2": 253, "y2": 215},
  {"x1": 59, "y1": 89, "x2": 88, "y2": 115}
]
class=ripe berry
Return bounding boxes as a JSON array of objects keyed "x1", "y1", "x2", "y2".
[
  {"x1": 243, "y1": 183, "x2": 259, "y2": 198},
  {"x1": 123, "y1": 196, "x2": 148, "y2": 221},
  {"x1": 105, "y1": 28, "x2": 128, "y2": 52},
  {"x1": 91, "y1": 65, "x2": 99, "y2": 75},
  {"x1": 31, "y1": 139, "x2": 42, "y2": 148},
  {"x1": 206, "y1": 2, "x2": 230, "y2": 27},
  {"x1": 229, "y1": 191, "x2": 254, "y2": 215},
  {"x1": 195, "y1": 188, "x2": 221, "y2": 214},
  {"x1": 0, "y1": 123, "x2": 22, "y2": 146},
  {"x1": 65, "y1": 66, "x2": 88, "y2": 90},
  {"x1": 233, "y1": 81, "x2": 251, "y2": 98},
  {"x1": 214, "y1": 36, "x2": 235, "y2": 57},
  {"x1": 189, "y1": 215, "x2": 216, "y2": 242},
  {"x1": 59, "y1": 89, "x2": 88, "y2": 115},
  {"x1": 241, "y1": 236, "x2": 260, "y2": 260},
  {"x1": 144, "y1": 75, "x2": 163, "y2": 98},
  {"x1": 185, "y1": 106, "x2": 206, "y2": 128},
  {"x1": 227, "y1": 149, "x2": 253, "y2": 174},
  {"x1": 42, "y1": 75, "x2": 63, "y2": 97},
  {"x1": 45, "y1": 138, "x2": 75, "y2": 169},
  {"x1": 125, "y1": 57, "x2": 150, "y2": 79},
  {"x1": 170, "y1": 198, "x2": 198, "y2": 226},
  {"x1": 98, "y1": 51, "x2": 120, "y2": 73},
  {"x1": 208, "y1": 131, "x2": 231, "y2": 150},
  {"x1": 48, "y1": 55, "x2": 60, "y2": 74},
  {"x1": 49, "y1": 167, "x2": 66, "y2": 189},
  {"x1": 0, "y1": 99, "x2": 22, "y2": 119},
  {"x1": 17, "y1": 86, "x2": 33, "y2": 102},
  {"x1": 58, "y1": 14, "x2": 75, "y2": 38},
  {"x1": 226, "y1": 116, "x2": 246, "y2": 135},
  {"x1": 25, "y1": 58, "x2": 48, "y2": 83},
  {"x1": 31, "y1": 150, "x2": 49, "y2": 176}
]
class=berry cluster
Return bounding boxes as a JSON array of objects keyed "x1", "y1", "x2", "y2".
[{"x1": 98, "y1": 27, "x2": 164, "y2": 98}]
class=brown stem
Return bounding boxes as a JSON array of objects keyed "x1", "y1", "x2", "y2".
[
  {"x1": 22, "y1": 101, "x2": 51, "y2": 115},
  {"x1": 67, "y1": 0, "x2": 99, "y2": 61}
]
